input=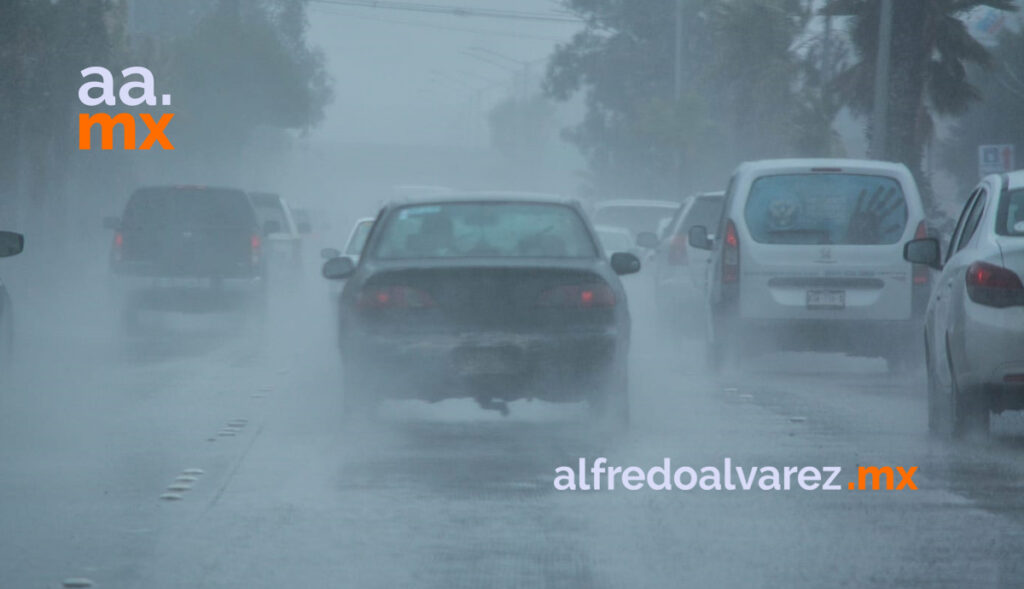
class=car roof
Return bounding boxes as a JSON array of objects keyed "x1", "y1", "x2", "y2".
[
  {"x1": 594, "y1": 224, "x2": 632, "y2": 236},
  {"x1": 384, "y1": 191, "x2": 574, "y2": 207},
  {"x1": 736, "y1": 158, "x2": 911, "y2": 177},
  {"x1": 692, "y1": 191, "x2": 725, "y2": 199},
  {"x1": 594, "y1": 199, "x2": 679, "y2": 209},
  {"x1": 1003, "y1": 170, "x2": 1024, "y2": 191}
]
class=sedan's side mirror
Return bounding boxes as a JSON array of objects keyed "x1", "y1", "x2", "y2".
[
  {"x1": 610, "y1": 252, "x2": 641, "y2": 276},
  {"x1": 635, "y1": 231, "x2": 660, "y2": 249},
  {"x1": 322, "y1": 256, "x2": 356, "y2": 280},
  {"x1": 321, "y1": 247, "x2": 341, "y2": 260},
  {"x1": 903, "y1": 237, "x2": 942, "y2": 270},
  {"x1": 103, "y1": 216, "x2": 121, "y2": 230},
  {"x1": 297, "y1": 221, "x2": 312, "y2": 235},
  {"x1": 0, "y1": 231, "x2": 24, "y2": 258},
  {"x1": 688, "y1": 225, "x2": 712, "y2": 250},
  {"x1": 263, "y1": 220, "x2": 282, "y2": 235}
]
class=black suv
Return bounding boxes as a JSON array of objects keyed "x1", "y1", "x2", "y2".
[{"x1": 105, "y1": 186, "x2": 265, "y2": 332}]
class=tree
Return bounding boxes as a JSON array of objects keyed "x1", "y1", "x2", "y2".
[
  {"x1": 825, "y1": 0, "x2": 1015, "y2": 210},
  {"x1": 544, "y1": 0, "x2": 826, "y2": 197},
  {"x1": 941, "y1": 27, "x2": 1024, "y2": 192}
]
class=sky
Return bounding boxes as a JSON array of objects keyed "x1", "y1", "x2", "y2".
[{"x1": 305, "y1": 0, "x2": 582, "y2": 146}]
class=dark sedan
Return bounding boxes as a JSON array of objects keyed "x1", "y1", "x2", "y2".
[{"x1": 322, "y1": 194, "x2": 640, "y2": 425}]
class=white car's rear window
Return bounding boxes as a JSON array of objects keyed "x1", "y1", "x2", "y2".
[
  {"x1": 744, "y1": 174, "x2": 907, "y2": 245},
  {"x1": 998, "y1": 189, "x2": 1024, "y2": 236}
]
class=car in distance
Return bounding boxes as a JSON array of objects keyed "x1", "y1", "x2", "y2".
[
  {"x1": 904, "y1": 170, "x2": 1024, "y2": 437},
  {"x1": 594, "y1": 225, "x2": 642, "y2": 261},
  {"x1": 653, "y1": 191, "x2": 725, "y2": 326},
  {"x1": 249, "y1": 192, "x2": 304, "y2": 279},
  {"x1": 0, "y1": 230, "x2": 24, "y2": 366},
  {"x1": 321, "y1": 217, "x2": 377, "y2": 302},
  {"x1": 592, "y1": 199, "x2": 680, "y2": 248},
  {"x1": 691, "y1": 159, "x2": 929, "y2": 372},
  {"x1": 104, "y1": 186, "x2": 266, "y2": 332},
  {"x1": 322, "y1": 193, "x2": 641, "y2": 424}
]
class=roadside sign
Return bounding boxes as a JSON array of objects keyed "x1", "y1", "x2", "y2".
[{"x1": 979, "y1": 144, "x2": 1015, "y2": 177}]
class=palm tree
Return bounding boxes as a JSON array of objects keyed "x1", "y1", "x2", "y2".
[{"x1": 825, "y1": 0, "x2": 1015, "y2": 210}]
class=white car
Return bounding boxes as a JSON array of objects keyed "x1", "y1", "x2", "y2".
[
  {"x1": 690, "y1": 159, "x2": 929, "y2": 372},
  {"x1": 592, "y1": 199, "x2": 680, "y2": 246},
  {"x1": 343, "y1": 217, "x2": 375, "y2": 264},
  {"x1": 904, "y1": 170, "x2": 1024, "y2": 437},
  {"x1": 653, "y1": 191, "x2": 725, "y2": 324},
  {"x1": 594, "y1": 225, "x2": 641, "y2": 261},
  {"x1": 249, "y1": 192, "x2": 304, "y2": 280}
]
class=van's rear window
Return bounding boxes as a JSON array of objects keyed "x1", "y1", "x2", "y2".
[{"x1": 744, "y1": 174, "x2": 908, "y2": 245}]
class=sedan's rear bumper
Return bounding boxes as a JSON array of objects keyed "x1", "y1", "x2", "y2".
[{"x1": 342, "y1": 329, "x2": 624, "y2": 402}]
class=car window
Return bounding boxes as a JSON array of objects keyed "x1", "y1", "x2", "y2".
[
  {"x1": 681, "y1": 197, "x2": 724, "y2": 235},
  {"x1": 996, "y1": 188, "x2": 1024, "y2": 237},
  {"x1": 597, "y1": 230, "x2": 634, "y2": 253},
  {"x1": 744, "y1": 173, "x2": 907, "y2": 245},
  {"x1": 250, "y1": 195, "x2": 290, "y2": 232},
  {"x1": 947, "y1": 189, "x2": 979, "y2": 261},
  {"x1": 956, "y1": 188, "x2": 987, "y2": 253},
  {"x1": 373, "y1": 202, "x2": 598, "y2": 259},
  {"x1": 345, "y1": 220, "x2": 374, "y2": 256},
  {"x1": 593, "y1": 205, "x2": 676, "y2": 236},
  {"x1": 122, "y1": 187, "x2": 255, "y2": 229}
]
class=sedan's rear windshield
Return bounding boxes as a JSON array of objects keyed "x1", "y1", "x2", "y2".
[
  {"x1": 373, "y1": 202, "x2": 597, "y2": 259},
  {"x1": 744, "y1": 174, "x2": 908, "y2": 245},
  {"x1": 997, "y1": 188, "x2": 1024, "y2": 236},
  {"x1": 122, "y1": 187, "x2": 255, "y2": 228}
]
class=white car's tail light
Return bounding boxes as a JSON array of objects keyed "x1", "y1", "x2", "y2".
[{"x1": 966, "y1": 261, "x2": 1024, "y2": 308}]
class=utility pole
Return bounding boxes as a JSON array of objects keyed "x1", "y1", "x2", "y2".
[
  {"x1": 674, "y1": 0, "x2": 683, "y2": 101},
  {"x1": 870, "y1": 0, "x2": 893, "y2": 160}
]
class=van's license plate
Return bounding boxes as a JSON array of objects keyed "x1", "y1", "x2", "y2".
[{"x1": 806, "y1": 290, "x2": 845, "y2": 310}]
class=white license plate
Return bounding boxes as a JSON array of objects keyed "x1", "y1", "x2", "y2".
[{"x1": 806, "y1": 290, "x2": 845, "y2": 309}]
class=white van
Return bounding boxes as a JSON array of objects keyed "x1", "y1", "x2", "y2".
[{"x1": 689, "y1": 159, "x2": 930, "y2": 372}]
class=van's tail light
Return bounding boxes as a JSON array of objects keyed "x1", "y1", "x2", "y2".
[
  {"x1": 668, "y1": 234, "x2": 688, "y2": 265},
  {"x1": 966, "y1": 261, "x2": 1024, "y2": 308},
  {"x1": 722, "y1": 220, "x2": 739, "y2": 284},
  {"x1": 250, "y1": 234, "x2": 261, "y2": 266},
  {"x1": 912, "y1": 221, "x2": 929, "y2": 285},
  {"x1": 112, "y1": 232, "x2": 124, "y2": 262},
  {"x1": 358, "y1": 285, "x2": 436, "y2": 309},
  {"x1": 537, "y1": 284, "x2": 616, "y2": 308}
]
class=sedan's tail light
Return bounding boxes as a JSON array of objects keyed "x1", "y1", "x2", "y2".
[
  {"x1": 358, "y1": 285, "x2": 436, "y2": 309},
  {"x1": 667, "y1": 234, "x2": 688, "y2": 265},
  {"x1": 966, "y1": 261, "x2": 1024, "y2": 308},
  {"x1": 722, "y1": 219, "x2": 739, "y2": 284},
  {"x1": 537, "y1": 284, "x2": 616, "y2": 308}
]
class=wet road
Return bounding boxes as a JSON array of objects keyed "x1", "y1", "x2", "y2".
[{"x1": 4, "y1": 274, "x2": 1024, "y2": 588}]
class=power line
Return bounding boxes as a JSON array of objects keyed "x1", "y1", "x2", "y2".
[
  {"x1": 308, "y1": 6, "x2": 570, "y2": 41},
  {"x1": 307, "y1": 0, "x2": 582, "y2": 24}
]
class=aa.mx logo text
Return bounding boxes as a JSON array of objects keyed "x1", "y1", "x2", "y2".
[{"x1": 78, "y1": 66, "x2": 174, "y2": 150}]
